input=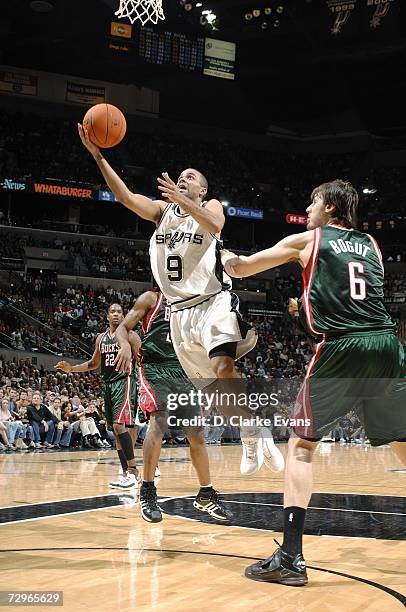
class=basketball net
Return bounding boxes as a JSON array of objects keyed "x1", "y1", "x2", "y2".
[{"x1": 115, "y1": 0, "x2": 165, "y2": 25}]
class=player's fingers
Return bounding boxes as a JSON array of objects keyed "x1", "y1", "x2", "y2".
[
  {"x1": 118, "y1": 356, "x2": 128, "y2": 373},
  {"x1": 164, "y1": 173, "x2": 176, "y2": 186},
  {"x1": 118, "y1": 359, "x2": 129, "y2": 373},
  {"x1": 157, "y1": 177, "x2": 171, "y2": 187},
  {"x1": 77, "y1": 124, "x2": 85, "y2": 140},
  {"x1": 158, "y1": 189, "x2": 172, "y2": 198}
]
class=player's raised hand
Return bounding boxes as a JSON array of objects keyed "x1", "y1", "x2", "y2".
[
  {"x1": 114, "y1": 344, "x2": 132, "y2": 373},
  {"x1": 157, "y1": 172, "x2": 183, "y2": 203},
  {"x1": 55, "y1": 361, "x2": 72, "y2": 373},
  {"x1": 77, "y1": 123, "x2": 100, "y2": 157}
]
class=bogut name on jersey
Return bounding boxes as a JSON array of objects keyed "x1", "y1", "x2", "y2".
[
  {"x1": 329, "y1": 239, "x2": 371, "y2": 258},
  {"x1": 156, "y1": 230, "x2": 203, "y2": 248}
]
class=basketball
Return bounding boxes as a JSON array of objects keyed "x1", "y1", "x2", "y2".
[{"x1": 82, "y1": 103, "x2": 127, "y2": 148}]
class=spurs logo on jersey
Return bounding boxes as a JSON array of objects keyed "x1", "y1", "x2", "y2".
[
  {"x1": 150, "y1": 202, "x2": 231, "y2": 311},
  {"x1": 155, "y1": 230, "x2": 203, "y2": 248}
]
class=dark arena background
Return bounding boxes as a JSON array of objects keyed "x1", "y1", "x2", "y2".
[{"x1": 0, "y1": 1, "x2": 405, "y2": 610}]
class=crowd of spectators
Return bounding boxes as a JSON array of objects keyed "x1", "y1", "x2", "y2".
[
  {"x1": 0, "y1": 109, "x2": 123, "y2": 185},
  {"x1": 2, "y1": 258, "x2": 405, "y2": 363},
  {"x1": 0, "y1": 352, "x2": 367, "y2": 453},
  {"x1": 2, "y1": 106, "x2": 406, "y2": 217},
  {"x1": 0, "y1": 229, "x2": 152, "y2": 280}
]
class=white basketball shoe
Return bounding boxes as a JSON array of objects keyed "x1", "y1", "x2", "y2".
[
  {"x1": 262, "y1": 429, "x2": 285, "y2": 472},
  {"x1": 240, "y1": 436, "x2": 264, "y2": 476}
]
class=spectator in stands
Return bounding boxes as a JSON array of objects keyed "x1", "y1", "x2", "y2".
[
  {"x1": 0, "y1": 418, "x2": 14, "y2": 452},
  {"x1": 0, "y1": 397, "x2": 28, "y2": 450},
  {"x1": 64, "y1": 398, "x2": 104, "y2": 448},
  {"x1": 85, "y1": 399, "x2": 112, "y2": 447},
  {"x1": 26, "y1": 391, "x2": 56, "y2": 448},
  {"x1": 48, "y1": 396, "x2": 74, "y2": 448},
  {"x1": 17, "y1": 402, "x2": 35, "y2": 448}
]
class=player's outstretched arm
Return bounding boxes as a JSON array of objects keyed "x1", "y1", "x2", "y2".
[
  {"x1": 114, "y1": 291, "x2": 158, "y2": 372},
  {"x1": 157, "y1": 172, "x2": 224, "y2": 235},
  {"x1": 55, "y1": 333, "x2": 103, "y2": 373},
  {"x1": 221, "y1": 231, "x2": 314, "y2": 278},
  {"x1": 78, "y1": 124, "x2": 166, "y2": 224}
]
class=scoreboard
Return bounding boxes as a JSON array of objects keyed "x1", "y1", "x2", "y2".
[
  {"x1": 139, "y1": 28, "x2": 204, "y2": 71},
  {"x1": 107, "y1": 22, "x2": 234, "y2": 78}
]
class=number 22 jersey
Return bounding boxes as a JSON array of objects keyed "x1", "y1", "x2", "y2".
[
  {"x1": 302, "y1": 224, "x2": 395, "y2": 336},
  {"x1": 99, "y1": 331, "x2": 134, "y2": 383},
  {"x1": 149, "y1": 202, "x2": 232, "y2": 312}
]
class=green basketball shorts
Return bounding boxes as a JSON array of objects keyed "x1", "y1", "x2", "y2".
[
  {"x1": 103, "y1": 374, "x2": 136, "y2": 429},
  {"x1": 294, "y1": 331, "x2": 406, "y2": 446}
]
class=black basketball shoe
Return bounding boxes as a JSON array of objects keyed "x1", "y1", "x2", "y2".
[
  {"x1": 245, "y1": 542, "x2": 308, "y2": 586},
  {"x1": 139, "y1": 483, "x2": 163, "y2": 523},
  {"x1": 193, "y1": 488, "x2": 233, "y2": 521}
]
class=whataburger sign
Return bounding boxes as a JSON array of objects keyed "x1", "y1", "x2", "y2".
[
  {"x1": 0, "y1": 177, "x2": 93, "y2": 199},
  {"x1": 33, "y1": 182, "x2": 92, "y2": 198}
]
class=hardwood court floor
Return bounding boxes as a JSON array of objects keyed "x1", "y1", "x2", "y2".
[{"x1": 0, "y1": 443, "x2": 405, "y2": 611}]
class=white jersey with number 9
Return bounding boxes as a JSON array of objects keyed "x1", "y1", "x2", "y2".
[{"x1": 150, "y1": 202, "x2": 232, "y2": 312}]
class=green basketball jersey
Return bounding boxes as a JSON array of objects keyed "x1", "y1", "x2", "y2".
[
  {"x1": 99, "y1": 329, "x2": 132, "y2": 383},
  {"x1": 302, "y1": 225, "x2": 395, "y2": 336},
  {"x1": 140, "y1": 292, "x2": 178, "y2": 364}
]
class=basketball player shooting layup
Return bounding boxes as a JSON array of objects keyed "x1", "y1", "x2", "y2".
[
  {"x1": 78, "y1": 122, "x2": 284, "y2": 477},
  {"x1": 222, "y1": 179, "x2": 406, "y2": 586},
  {"x1": 55, "y1": 304, "x2": 142, "y2": 489}
]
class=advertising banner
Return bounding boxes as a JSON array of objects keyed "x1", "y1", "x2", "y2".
[
  {"x1": 66, "y1": 81, "x2": 106, "y2": 105},
  {"x1": 227, "y1": 206, "x2": 263, "y2": 220},
  {"x1": 0, "y1": 70, "x2": 38, "y2": 96}
]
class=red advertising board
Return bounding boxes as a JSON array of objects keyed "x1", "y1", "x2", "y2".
[{"x1": 286, "y1": 213, "x2": 307, "y2": 225}]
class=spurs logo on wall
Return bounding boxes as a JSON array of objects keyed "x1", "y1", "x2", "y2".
[
  {"x1": 367, "y1": 0, "x2": 395, "y2": 28},
  {"x1": 326, "y1": 1, "x2": 357, "y2": 35}
]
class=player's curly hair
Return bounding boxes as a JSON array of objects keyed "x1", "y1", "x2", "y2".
[{"x1": 311, "y1": 179, "x2": 358, "y2": 228}]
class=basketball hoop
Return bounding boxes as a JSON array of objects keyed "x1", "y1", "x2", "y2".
[{"x1": 115, "y1": 0, "x2": 165, "y2": 25}]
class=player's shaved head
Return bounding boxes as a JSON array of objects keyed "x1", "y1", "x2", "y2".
[{"x1": 195, "y1": 169, "x2": 208, "y2": 190}]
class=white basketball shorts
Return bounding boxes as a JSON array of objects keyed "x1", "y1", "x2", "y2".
[{"x1": 169, "y1": 291, "x2": 257, "y2": 384}]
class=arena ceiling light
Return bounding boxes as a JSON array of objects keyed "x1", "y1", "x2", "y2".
[
  {"x1": 362, "y1": 177, "x2": 377, "y2": 194},
  {"x1": 200, "y1": 9, "x2": 218, "y2": 29},
  {"x1": 362, "y1": 187, "x2": 377, "y2": 194}
]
